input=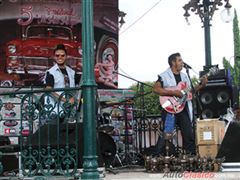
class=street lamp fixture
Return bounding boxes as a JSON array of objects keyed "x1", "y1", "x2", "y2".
[
  {"x1": 119, "y1": 10, "x2": 126, "y2": 28},
  {"x1": 220, "y1": 4, "x2": 234, "y2": 23},
  {"x1": 183, "y1": 0, "x2": 233, "y2": 67}
]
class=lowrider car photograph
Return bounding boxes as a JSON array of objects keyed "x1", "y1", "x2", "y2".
[{"x1": 4, "y1": 24, "x2": 84, "y2": 86}]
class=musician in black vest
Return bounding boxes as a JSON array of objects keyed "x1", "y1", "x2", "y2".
[{"x1": 153, "y1": 52, "x2": 207, "y2": 155}]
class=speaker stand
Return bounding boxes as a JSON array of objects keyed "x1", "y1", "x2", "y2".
[
  {"x1": 18, "y1": 151, "x2": 24, "y2": 178},
  {"x1": 113, "y1": 153, "x2": 123, "y2": 167}
]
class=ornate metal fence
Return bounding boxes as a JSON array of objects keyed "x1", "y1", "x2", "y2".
[
  {"x1": 135, "y1": 115, "x2": 163, "y2": 153},
  {"x1": 0, "y1": 87, "x2": 163, "y2": 178},
  {"x1": 0, "y1": 87, "x2": 81, "y2": 178}
]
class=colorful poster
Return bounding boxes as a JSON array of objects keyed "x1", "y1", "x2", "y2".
[{"x1": 0, "y1": 0, "x2": 118, "y2": 89}]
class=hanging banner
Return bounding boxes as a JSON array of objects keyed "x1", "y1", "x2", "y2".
[{"x1": 0, "y1": 0, "x2": 118, "y2": 89}]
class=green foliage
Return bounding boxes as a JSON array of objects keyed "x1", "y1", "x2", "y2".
[
  {"x1": 233, "y1": 10, "x2": 240, "y2": 65},
  {"x1": 129, "y1": 77, "x2": 202, "y2": 116},
  {"x1": 223, "y1": 9, "x2": 240, "y2": 86},
  {"x1": 130, "y1": 81, "x2": 162, "y2": 116},
  {"x1": 191, "y1": 76, "x2": 199, "y2": 87},
  {"x1": 223, "y1": 57, "x2": 240, "y2": 86}
]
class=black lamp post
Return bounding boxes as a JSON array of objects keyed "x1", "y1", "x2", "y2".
[{"x1": 183, "y1": 0, "x2": 232, "y2": 67}]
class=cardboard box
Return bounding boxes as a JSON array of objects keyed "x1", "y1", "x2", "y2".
[
  {"x1": 198, "y1": 144, "x2": 220, "y2": 158},
  {"x1": 196, "y1": 119, "x2": 225, "y2": 145}
]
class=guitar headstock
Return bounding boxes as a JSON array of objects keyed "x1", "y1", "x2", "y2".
[{"x1": 207, "y1": 66, "x2": 219, "y2": 77}]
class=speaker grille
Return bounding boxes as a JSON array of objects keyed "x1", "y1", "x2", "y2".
[{"x1": 198, "y1": 86, "x2": 232, "y2": 119}]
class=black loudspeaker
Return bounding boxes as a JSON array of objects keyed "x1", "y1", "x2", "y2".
[
  {"x1": 200, "y1": 68, "x2": 230, "y2": 84},
  {"x1": 26, "y1": 123, "x2": 116, "y2": 168},
  {"x1": 1, "y1": 153, "x2": 19, "y2": 175},
  {"x1": 217, "y1": 122, "x2": 240, "y2": 162},
  {"x1": 197, "y1": 65, "x2": 239, "y2": 119},
  {"x1": 197, "y1": 68, "x2": 239, "y2": 119},
  {"x1": 197, "y1": 85, "x2": 233, "y2": 119}
]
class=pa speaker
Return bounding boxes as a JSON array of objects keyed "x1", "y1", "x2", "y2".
[
  {"x1": 1, "y1": 153, "x2": 18, "y2": 176},
  {"x1": 217, "y1": 122, "x2": 240, "y2": 162},
  {"x1": 200, "y1": 68, "x2": 230, "y2": 85},
  {"x1": 197, "y1": 85, "x2": 233, "y2": 119},
  {"x1": 197, "y1": 68, "x2": 239, "y2": 119}
]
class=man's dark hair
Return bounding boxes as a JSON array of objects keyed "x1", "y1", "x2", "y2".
[
  {"x1": 54, "y1": 44, "x2": 67, "y2": 54},
  {"x1": 168, "y1": 52, "x2": 181, "y2": 67}
]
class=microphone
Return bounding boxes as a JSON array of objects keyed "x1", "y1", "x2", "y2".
[{"x1": 183, "y1": 62, "x2": 192, "y2": 69}]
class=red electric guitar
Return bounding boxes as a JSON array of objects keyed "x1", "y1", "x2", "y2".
[{"x1": 159, "y1": 67, "x2": 219, "y2": 114}]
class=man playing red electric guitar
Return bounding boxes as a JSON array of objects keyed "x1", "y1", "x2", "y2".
[{"x1": 153, "y1": 52, "x2": 208, "y2": 155}]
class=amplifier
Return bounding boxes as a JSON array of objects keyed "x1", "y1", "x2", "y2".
[
  {"x1": 0, "y1": 152, "x2": 19, "y2": 176},
  {"x1": 199, "y1": 68, "x2": 231, "y2": 86}
]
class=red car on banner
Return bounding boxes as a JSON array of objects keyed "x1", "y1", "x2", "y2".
[
  {"x1": 0, "y1": 0, "x2": 118, "y2": 88},
  {"x1": 6, "y1": 25, "x2": 82, "y2": 74},
  {"x1": 3, "y1": 24, "x2": 100, "y2": 86}
]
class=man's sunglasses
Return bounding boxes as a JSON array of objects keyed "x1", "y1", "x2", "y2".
[{"x1": 55, "y1": 54, "x2": 66, "y2": 57}]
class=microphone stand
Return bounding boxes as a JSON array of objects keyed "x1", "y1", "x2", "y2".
[
  {"x1": 113, "y1": 71, "x2": 153, "y2": 88},
  {"x1": 113, "y1": 71, "x2": 151, "y2": 165},
  {"x1": 184, "y1": 67, "x2": 202, "y2": 144}
]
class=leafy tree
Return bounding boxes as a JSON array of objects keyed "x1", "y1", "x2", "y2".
[
  {"x1": 129, "y1": 77, "x2": 199, "y2": 116},
  {"x1": 130, "y1": 81, "x2": 162, "y2": 116},
  {"x1": 191, "y1": 75, "x2": 199, "y2": 87},
  {"x1": 233, "y1": 10, "x2": 240, "y2": 66},
  {"x1": 223, "y1": 10, "x2": 240, "y2": 86}
]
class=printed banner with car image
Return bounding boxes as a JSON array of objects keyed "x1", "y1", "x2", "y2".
[{"x1": 0, "y1": 0, "x2": 118, "y2": 89}]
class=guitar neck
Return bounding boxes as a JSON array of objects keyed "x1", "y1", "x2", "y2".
[{"x1": 200, "y1": 67, "x2": 219, "y2": 81}]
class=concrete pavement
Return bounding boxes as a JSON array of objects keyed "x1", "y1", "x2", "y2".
[
  {"x1": 104, "y1": 168, "x2": 240, "y2": 180},
  {"x1": 1, "y1": 168, "x2": 240, "y2": 180}
]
